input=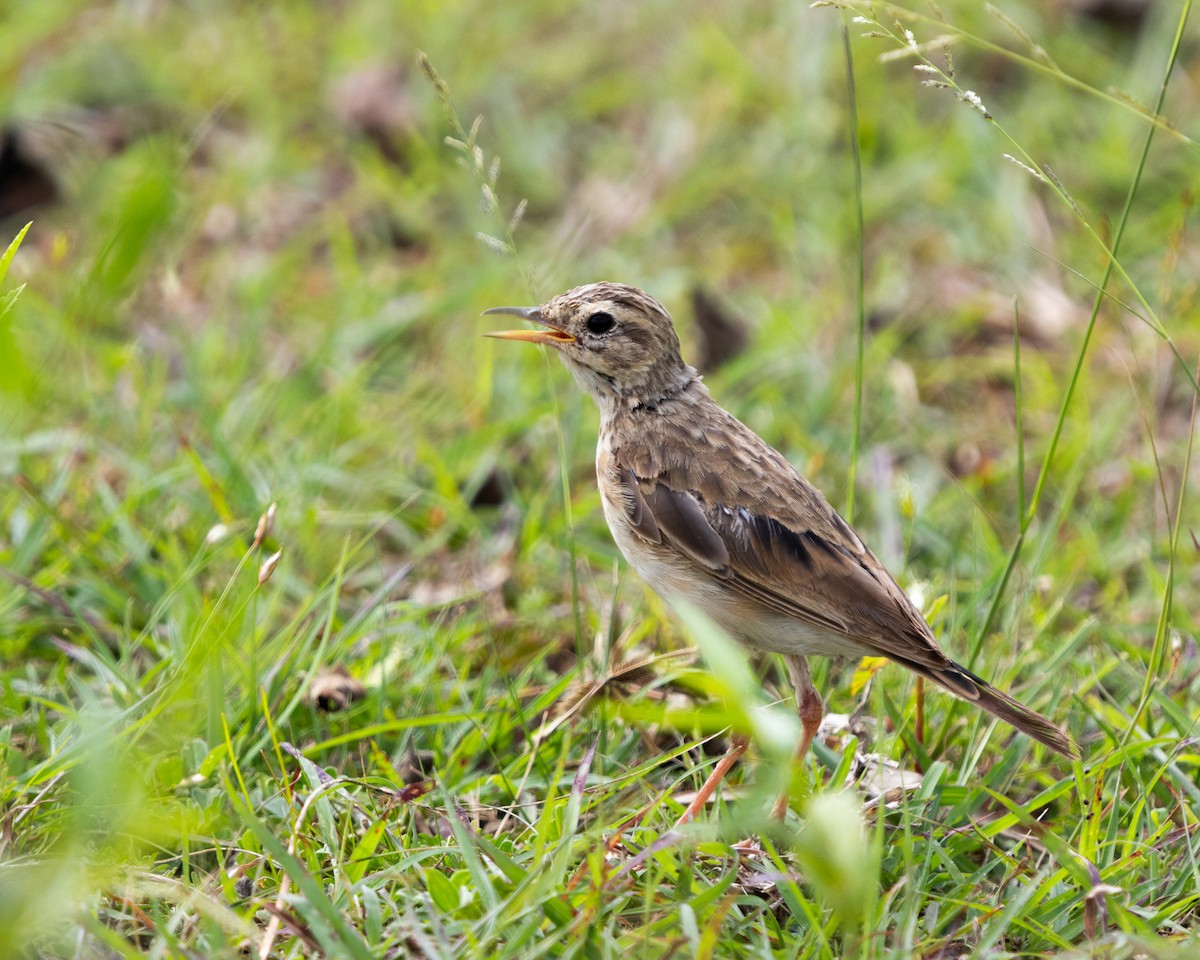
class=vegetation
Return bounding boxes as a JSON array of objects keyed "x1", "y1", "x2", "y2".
[{"x1": 1, "y1": 1, "x2": 1197, "y2": 956}]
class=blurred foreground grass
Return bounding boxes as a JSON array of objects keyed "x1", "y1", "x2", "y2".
[{"x1": 1, "y1": 0, "x2": 1198, "y2": 956}]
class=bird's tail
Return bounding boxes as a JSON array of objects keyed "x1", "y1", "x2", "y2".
[{"x1": 918, "y1": 659, "x2": 1079, "y2": 759}]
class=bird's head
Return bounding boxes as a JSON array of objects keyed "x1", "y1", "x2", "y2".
[{"x1": 484, "y1": 282, "x2": 694, "y2": 405}]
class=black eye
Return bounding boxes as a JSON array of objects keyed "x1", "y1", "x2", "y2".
[{"x1": 586, "y1": 311, "x2": 615, "y2": 335}]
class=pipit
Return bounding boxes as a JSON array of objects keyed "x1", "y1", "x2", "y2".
[{"x1": 486, "y1": 282, "x2": 1077, "y2": 822}]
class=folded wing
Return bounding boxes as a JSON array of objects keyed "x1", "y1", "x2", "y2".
[{"x1": 616, "y1": 460, "x2": 971, "y2": 688}]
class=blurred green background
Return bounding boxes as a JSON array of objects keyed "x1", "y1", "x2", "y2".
[{"x1": 1, "y1": 0, "x2": 1197, "y2": 957}]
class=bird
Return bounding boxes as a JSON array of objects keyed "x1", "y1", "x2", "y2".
[{"x1": 484, "y1": 282, "x2": 1078, "y2": 822}]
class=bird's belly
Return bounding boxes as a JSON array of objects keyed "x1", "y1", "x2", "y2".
[{"x1": 601, "y1": 492, "x2": 867, "y2": 659}]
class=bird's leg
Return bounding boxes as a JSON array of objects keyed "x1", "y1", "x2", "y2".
[
  {"x1": 674, "y1": 732, "x2": 750, "y2": 826},
  {"x1": 771, "y1": 654, "x2": 824, "y2": 819}
]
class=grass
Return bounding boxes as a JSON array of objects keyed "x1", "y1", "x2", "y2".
[{"x1": 1, "y1": 0, "x2": 1198, "y2": 956}]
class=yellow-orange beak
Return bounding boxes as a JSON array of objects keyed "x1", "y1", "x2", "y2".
[{"x1": 482, "y1": 305, "x2": 575, "y2": 345}]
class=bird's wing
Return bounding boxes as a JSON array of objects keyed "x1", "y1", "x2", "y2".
[{"x1": 612, "y1": 436, "x2": 973, "y2": 692}]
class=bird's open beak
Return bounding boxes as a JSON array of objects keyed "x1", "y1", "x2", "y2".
[{"x1": 482, "y1": 306, "x2": 576, "y2": 345}]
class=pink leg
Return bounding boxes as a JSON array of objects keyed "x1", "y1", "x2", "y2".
[
  {"x1": 674, "y1": 733, "x2": 750, "y2": 826},
  {"x1": 771, "y1": 655, "x2": 824, "y2": 819}
]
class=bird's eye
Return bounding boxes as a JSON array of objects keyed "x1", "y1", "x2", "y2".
[{"x1": 586, "y1": 311, "x2": 616, "y2": 335}]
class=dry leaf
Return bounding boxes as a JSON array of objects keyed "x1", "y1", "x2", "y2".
[
  {"x1": 534, "y1": 648, "x2": 696, "y2": 743},
  {"x1": 308, "y1": 664, "x2": 366, "y2": 713},
  {"x1": 850, "y1": 656, "x2": 889, "y2": 696}
]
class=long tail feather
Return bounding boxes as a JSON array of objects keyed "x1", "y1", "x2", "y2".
[
  {"x1": 918, "y1": 659, "x2": 1079, "y2": 758},
  {"x1": 968, "y1": 676, "x2": 1078, "y2": 758}
]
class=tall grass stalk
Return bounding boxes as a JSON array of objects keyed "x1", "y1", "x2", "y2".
[
  {"x1": 841, "y1": 21, "x2": 867, "y2": 525},
  {"x1": 417, "y1": 52, "x2": 587, "y2": 651}
]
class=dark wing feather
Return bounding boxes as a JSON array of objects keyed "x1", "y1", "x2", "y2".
[
  {"x1": 620, "y1": 468, "x2": 661, "y2": 544},
  {"x1": 640, "y1": 483, "x2": 729, "y2": 572}
]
